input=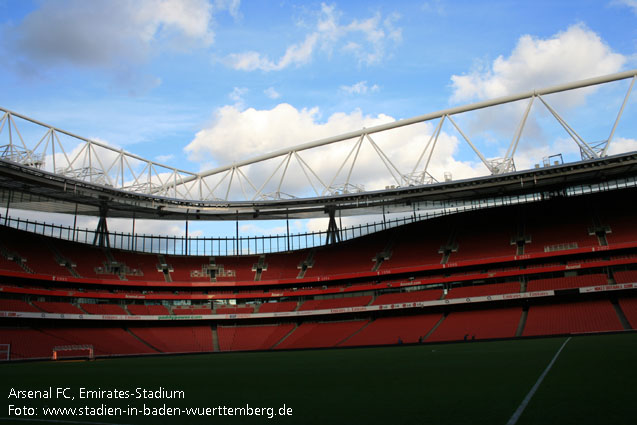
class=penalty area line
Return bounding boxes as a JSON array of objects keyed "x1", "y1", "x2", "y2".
[
  {"x1": 0, "y1": 417, "x2": 137, "y2": 425},
  {"x1": 506, "y1": 336, "x2": 571, "y2": 425}
]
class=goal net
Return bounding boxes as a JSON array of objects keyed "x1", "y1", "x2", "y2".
[
  {"x1": 0, "y1": 344, "x2": 10, "y2": 361},
  {"x1": 52, "y1": 345, "x2": 94, "y2": 361}
]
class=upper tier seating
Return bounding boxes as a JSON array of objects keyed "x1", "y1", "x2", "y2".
[
  {"x1": 0, "y1": 188, "x2": 636, "y2": 287},
  {"x1": 0, "y1": 227, "x2": 72, "y2": 276}
]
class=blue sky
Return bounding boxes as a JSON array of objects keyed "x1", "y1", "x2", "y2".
[{"x1": 1, "y1": 0, "x2": 637, "y2": 238}]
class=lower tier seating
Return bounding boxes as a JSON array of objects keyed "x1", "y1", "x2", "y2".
[
  {"x1": 218, "y1": 324, "x2": 295, "y2": 351},
  {"x1": 129, "y1": 326, "x2": 213, "y2": 353},
  {"x1": 339, "y1": 314, "x2": 442, "y2": 346},
  {"x1": 37, "y1": 327, "x2": 156, "y2": 356},
  {"x1": 275, "y1": 320, "x2": 369, "y2": 350},
  {"x1": 427, "y1": 307, "x2": 522, "y2": 342},
  {"x1": 522, "y1": 300, "x2": 623, "y2": 336},
  {"x1": 618, "y1": 297, "x2": 637, "y2": 329}
]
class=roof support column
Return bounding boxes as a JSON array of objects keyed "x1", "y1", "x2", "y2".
[
  {"x1": 325, "y1": 205, "x2": 341, "y2": 245},
  {"x1": 93, "y1": 203, "x2": 110, "y2": 248}
]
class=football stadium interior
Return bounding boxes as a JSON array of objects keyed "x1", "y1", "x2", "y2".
[{"x1": 1, "y1": 70, "x2": 637, "y2": 424}]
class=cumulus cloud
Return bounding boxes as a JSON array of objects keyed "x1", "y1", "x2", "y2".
[
  {"x1": 450, "y1": 24, "x2": 625, "y2": 105},
  {"x1": 447, "y1": 24, "x2": 628, "y2": 170},
  {"x1": 224, "y1": 3, "x2": 402, "y2": 71},
  {"x1": 2, "y1": 0, "x2": 229, "y2": 90},
  {"x1": 607, "y1": 137, "x2": 637, "y2": 155},
  {"x1": 264, "y1": 87, "x2": 281, "y2": 99},
  {"x1": 340, "y1": 81, "x2": 379, "y2": 95},
  {"x1": 8, "y1": 0, "x2": 216, "y2": 67},
  {"x1": 184, "y1": 103, "x2": 485, "y2": 200}
]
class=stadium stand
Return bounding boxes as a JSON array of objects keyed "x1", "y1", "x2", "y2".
[
  {"x1": 298, "y1": 296, "x2": 372, "y2": 311},
  {"x1": 340, "y1": 314, "x2": 442, "y2": 346},
  {"x1": 0, "y1": 299, "x2": 40, "y2": 312},
  {"x1": 218, "y1": 324, "x2": 295, "y2": 351},
  {"x1": 523, "y1": 300, "x2": 624, "y2": 336},
  {"x1": 258, "y1": 301, "x2": 298, "y2": 313},
  {"x1": 526, "y1": 274, "x2": 608, "y2": 291},
  {"x1": 275, "y1": 320, "x2": 369, "y2": 349},
  {"x1": 216, "y1": 306, "x2": 254, "y2": 314},
  {"x1": 127, "y1": 304, "x2": 171, "y2": 315},
  {"x1": 446, "y1": 282, "x2": 520, "y2": 299},
  {"x1": 372, "y1": 290, "x2": 442, "y2": 305},
  {"x1": 614, "y1": 270, "x2": 637, "y2": 284},
  {"x1": 426, "y1": 307, "x2": 522, "y2": 342},
  {"x1": 79, "y1": 303, "x2": 128, "y2": 315},
  {"x1": 128, "y1": 326, "x2": 213, "y2": 353},
  {"x1": 618, "y1": 297, "x2": 637, "y2": 329},
  {"x1": 32, "y1": 301, "x2": 84, "y2": 314}
]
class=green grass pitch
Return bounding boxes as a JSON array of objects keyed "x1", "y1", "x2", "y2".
[{"x1": 1, "y1": 333, "x2": 635, "y2": 425}]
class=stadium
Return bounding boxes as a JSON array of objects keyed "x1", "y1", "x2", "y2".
[{"x1": 1, "y1": 68, "x2": 637, "y2": 425}]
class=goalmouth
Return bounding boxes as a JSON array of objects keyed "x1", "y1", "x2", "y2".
[{"x1": 52, "y1": 345, "x2": 94, "y2": 361}]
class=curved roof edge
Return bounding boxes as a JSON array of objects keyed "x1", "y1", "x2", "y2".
[{"x1": 1, "y1": 151, "x2": 636, "y2": 221}]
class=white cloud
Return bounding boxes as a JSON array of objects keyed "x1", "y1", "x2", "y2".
[
  {"x1": 447, "y1": 24, "x2": 628, "y2": 171},
  {"x1": 155, "y1": 154, "x2": 175, "y2": 163},
  {"x1": 264, "y1": 87, "x2": 281, "y2": 99},
  {"x1": 4, "y1": 0, "x2": 222, "y2": 86},
  {"x1": 224, "y1": 3, "x2": 402, "y2": 71},
  {"x1": 340, "y1": 81, "x2": 379, "y2": 95},
  {"x1": 184, "y1": 103, "x2": 485, "y2": 200},
  {"x1": 607, "y1": 137, "x2": 637, "y2": 155},
  {"x1": 614, "y1": 0, "x2": 637, "y2": 14},
  {"x1": 229, "y1": 87, "x2": 249, "y2": 104},
  {"x1": 214, "y1": 0, "x2": 242, "y2": 19},
  {"x1": 450, "y1": 24, "x2": 625, "y2": 104},
  {"x1": 421, "y1": 0, "x2": 446, "y2": 15}
]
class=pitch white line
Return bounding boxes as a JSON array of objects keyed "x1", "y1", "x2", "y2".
[
  {"x1": 0, "y1": 417, "x2": 136, "y2": 425},
  {"x1": 506, "y1": 336, "x2": 571, "y2": 425}
]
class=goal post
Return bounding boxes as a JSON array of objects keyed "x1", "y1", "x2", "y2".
[
  {"x1": 52, "y1": 345, "x2": 94, "y2": 361},
  {"x1": 0, "y1": 344, "x2": 10, "y2": 361}
]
